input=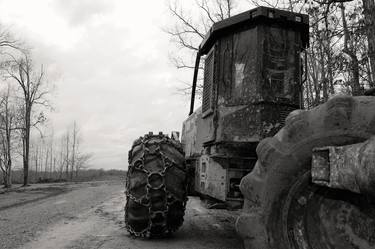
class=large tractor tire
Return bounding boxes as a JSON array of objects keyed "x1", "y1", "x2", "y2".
[
  {"x1": 237, "y1": 95, "x2": 375, "y2": 249},
  {"x1": 125, "y1": 132, "x2": 188, "y2": 238}
]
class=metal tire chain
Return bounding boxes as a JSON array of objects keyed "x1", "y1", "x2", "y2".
[{"x1": 125, "y1": 133, "x2": 187, "y2": 238}]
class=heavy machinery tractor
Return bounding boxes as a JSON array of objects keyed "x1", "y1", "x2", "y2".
[{"x1": 125, "y1": 6, "x2": 375, "y2": 249}]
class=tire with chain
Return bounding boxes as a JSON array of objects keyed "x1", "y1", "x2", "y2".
[
  {"x1": 125, "y1": 132, "x2": 188, "y2": 238},
  {"x1": 236, "y1": 95, "x2": 375, "y2": 249}
]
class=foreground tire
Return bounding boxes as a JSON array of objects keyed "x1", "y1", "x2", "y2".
[
  {"x1": 125, "y1": 132, "x2": 188, "y2": 238},
  {"x1": 237, "y1": 95, "x2": 375, "y2": 249}
]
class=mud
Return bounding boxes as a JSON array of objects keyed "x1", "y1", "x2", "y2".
[{"x1": 0, "y1": 181, "x2": 243, "y2": 249}]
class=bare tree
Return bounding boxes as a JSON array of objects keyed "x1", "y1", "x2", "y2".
[
  {"x1": 43, "y1": 145, "x2": 49, "y2": 179},
  {"x1": 3, "y1": 51, "x2": 49, "y2": 186},
  {"x1": 70, "y1": 122, "x2": 78, "y2": 180},
  {"x1": 313, "y1": 0, "x2": 375, "y2": 89},
  {"x1": 0, "y1": 26, "x2": 19, "y2": 52},
  {"x1": 166, "y1": 0, "x2": 236, "y2": 94},
  {"x1": 0, "y1": 85, "x2": 19, "y2": 188},
  {"x1": 339, "y1": 2, "x2": 362, "y2": 95},
  {"x1": 166, "y1": 0, "x2": 235, "y2": 54},
  {"x1": 33, "y1": 143, "x2": 40, "y2": 180},
  {"x1": 67, "y1": 121, "x2": 91, "y2": 179},
  {"x1": 75, "y1": 153, "x2": 92, "y2": 178},
  {"x1": 49, "y1": 135, "x2": 54, "y2": 178},
  {"x1": 64, "y1": 130, "x2": 70, "y2": 180},
  {"x1": 58, "y1": 135, "x2": 65, "y2": 180},
  {"x1": 166, "y1": 0, "x2": 374, "y2": 103},
  {"x1": 362, "y1": 0, "x2": 375, "y2": 87}
]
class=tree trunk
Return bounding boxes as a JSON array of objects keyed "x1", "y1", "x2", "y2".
[
  {"x1": 49, "y1": 147, "x2": 53, "y2": 178},
  {"x1": 23, "y1": 135, "x2": 29, "y2": 186},
  {"x1": 44, "y1": 148, "x2": 49, "y2": 179},
  {"x1": 3, "y1": 174, "x2": 6, "y2": 187},
  {"x1": 363, "y1": 0, "x2": 375, "y2": 87},
  {"x1": 7, "y1": 163, "x2": 11, "y2": 188},
  {"x1": 23, "y1": 107, "x2": 31, "y2": 186},
  {"x1": 71, "y1": 123, "x2": 76, "y2": 180},
  {"x1": 2, "y1": 164, "x2": 8, "y2": 188},
  {"x1": 352, "y1": 57, "x2": 361, "y2": 95},
  {"x1": 65, "y1": 133, "x2": 69, "y2": 180},
  {"x1": 6, "y1": 158, "x2": 12, "y2": 188},
  {"x1": 340, "y1": 3, "x2": 362, "y2": 96},
  {"x1": 53, "y1": 158, "x2": 56, "y2": 179},
  {"x1": 6, "y1": 121, "x2": 12, "y2": 188},
  {"x1": 1, "y1": 158, "x2": 9, "y2": 188},
  {"x1": 35, "y1": 147, "x2": 38, "y2": 179},
  {"x1": 323, "y1": 11, "x2": 334, "y2": 96}
]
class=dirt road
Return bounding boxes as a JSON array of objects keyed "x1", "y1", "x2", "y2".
[{"x1": 0, "y1": 181, "x2": 244, "y2": 249}]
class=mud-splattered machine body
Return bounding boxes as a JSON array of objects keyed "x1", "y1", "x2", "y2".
[{"x1": 181, "y1": 7, "x2": 309, "y2": 203}]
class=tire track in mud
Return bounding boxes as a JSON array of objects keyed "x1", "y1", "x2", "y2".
[{"x1": 0, "y1": 188, "x2": 68, "y2": 211}]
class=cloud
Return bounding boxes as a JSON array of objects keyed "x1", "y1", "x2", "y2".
[
  {"x1": 0, "y1": 0, "x2": 191, "y2": 170},
  {"x1": 53, "y1": 0, "x2": 113, "y2": 27}
]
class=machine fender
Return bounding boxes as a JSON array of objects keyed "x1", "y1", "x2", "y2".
[{"x1": 237, "y1": 95, "x2": 375, "y2": 249}]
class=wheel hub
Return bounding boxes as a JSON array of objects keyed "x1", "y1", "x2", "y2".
[{"x1": 284, "y1": 172, "x2": 375, "y2": 249}]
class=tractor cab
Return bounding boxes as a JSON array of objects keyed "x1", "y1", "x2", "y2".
[{"x1": 181, "y1": 7, "x2": 309, "y2": 203}]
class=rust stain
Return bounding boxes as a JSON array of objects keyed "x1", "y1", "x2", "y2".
[{"x1": 312, "y1": 136, "x2": 375, "y2": 197}]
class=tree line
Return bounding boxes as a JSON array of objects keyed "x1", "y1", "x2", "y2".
[
  {"x1": 166, "y1": 0, "x2": 375, "y2": 107},
  {"x1": 29, "y1": 122, "x2": 92, "y2": 184},
  {"x1": 0, "y1": 28, "x2": 91, "y2": 188}
]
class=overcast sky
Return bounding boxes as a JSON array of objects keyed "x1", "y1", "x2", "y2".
[{"x1": 0, "y1": 0, "x2": 196, "y2": 170}]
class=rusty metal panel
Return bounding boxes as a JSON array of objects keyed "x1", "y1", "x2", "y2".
[
  {"x1": 312, "y1": 136, "x2": 375, "y2": 196},
  {"x1": 259, "y1": 103, "x2": 296, "y2": 136},
  {"x1": 195, "y1": 155, "x2": 255, "y2": 201},
  {"x1": 216, "y1": 27, "x2": 260, "y2": 106},
  {"x1": 198, "y1": 155, "x2": 227, "y2": 201},
  {"x1": 217, "y1": 35, "x2": 233, "y2": 105},
  {"x1": 217, "y1": 104, "x2": 261, "y2": 142},
  {"x1": 181, "y1": 106, "x2": 216, "y2": 158},
  {"x1": 181, "y1": 108, "x2": 203, "y2": 158},
  {"x1": 229, "y1": 28, "x2": 259, "y2": 105},
  {"x1": 212, "y1": 25, "x2": 303, "y2": 145},
  {"x1": 216, "y1": 103, "x2": 294, "y2": 143},
  {"x1": 199, "y1": 114, "x2": 216, "y2": 144},
  {"x1": 260, "y1": 25, "x2": 302, "y2": 105},
  {"x1": 216, "y1": 25, "x2": 302, "y2": 107},
  {"x1": 194, "y1": 159, "x2": 201, "y2": 194}
]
